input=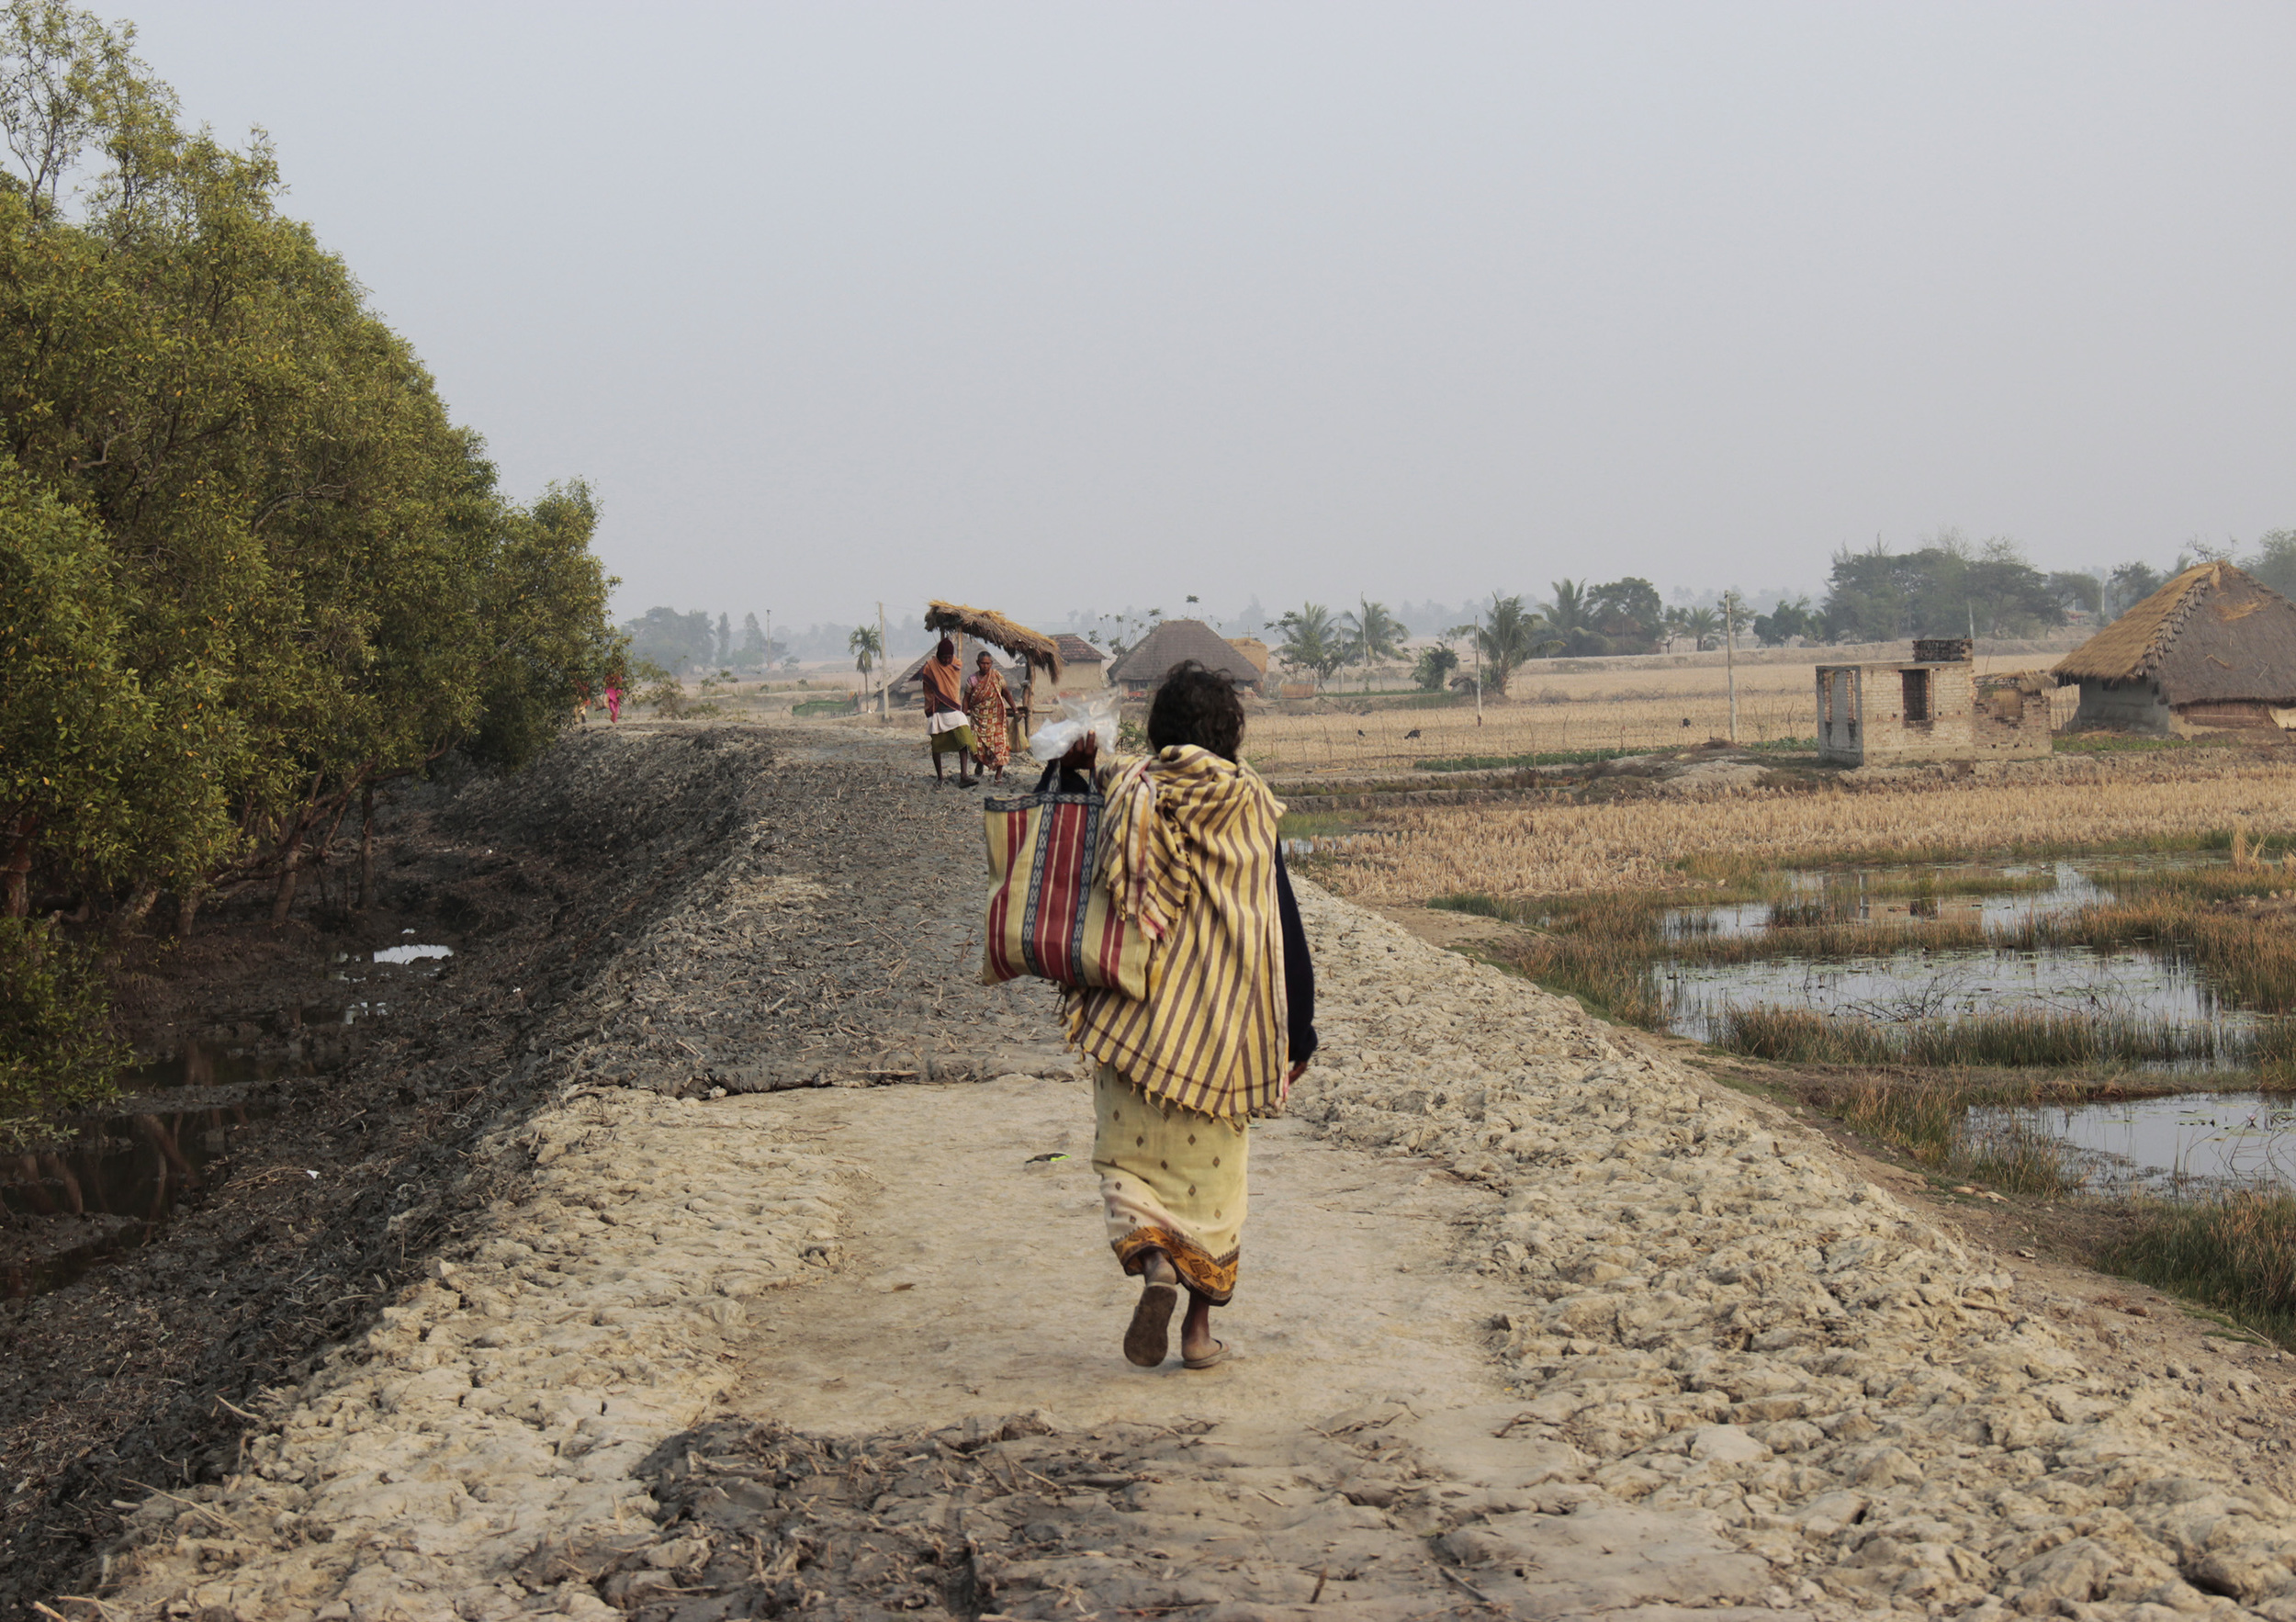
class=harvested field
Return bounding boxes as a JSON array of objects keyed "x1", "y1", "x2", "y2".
[
  {"x1": 1241, "y1": 651, "x2": 2080, "y2": 774},
  {"x1": 1310, "y1": 758, "x2": 2296, "y2": 902}
]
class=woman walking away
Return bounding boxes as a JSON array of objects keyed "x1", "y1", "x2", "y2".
[
  {"x1": 965, "y1": 648, "x2": 1016, "y2": 785},
  {"x1": 1066, "y1": 661, "x2": 1316, "y2": 1369},
  {"x1": 920, "y1": 637, "x2": 978, "y2": 785}
]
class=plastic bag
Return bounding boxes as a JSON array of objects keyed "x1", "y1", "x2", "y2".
[{"x1": 1027, "y1": 692, "x2": 1120, "y2": 763}]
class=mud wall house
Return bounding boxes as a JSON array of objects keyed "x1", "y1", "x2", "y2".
[
  {"x1": 2053, "y1": 561, "x2": 2296, "y2": 736},
  {"x1": 1052, "y1": 635, "x2": 1108, "y2": 694},
  {"x1": 1106, "y1": 618, "x2": 1268, "y2": 696},
  {"x1": 1817, "y1": 638, "x2": 2054, "y2": 765}
]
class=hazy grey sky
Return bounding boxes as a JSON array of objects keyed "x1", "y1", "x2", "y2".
[{"x1": 124, "y1": 2, "x2": 2296, "y2": 628}]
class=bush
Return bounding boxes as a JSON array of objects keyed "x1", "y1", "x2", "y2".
[{"x1": 0, "y1": 919, "x2": 128, "y2": 1144}]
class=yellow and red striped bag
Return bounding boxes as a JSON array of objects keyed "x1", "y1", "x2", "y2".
[{"x1": 980, "y1": 764, "x2": 1152, "y2": 997}]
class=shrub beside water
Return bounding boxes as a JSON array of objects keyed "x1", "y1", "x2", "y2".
[
  {"x1": 2110, "y1": 1191, "x2": 2296, "y2": 1345},
  {"x1": 0, "y1": 920, "x2": 128, "y2": 1145},
  {"x1": 1830, "y1": 1071, "x2": 2081, "y2": 1196}
]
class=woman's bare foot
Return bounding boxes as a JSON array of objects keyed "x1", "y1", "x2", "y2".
[{"x1": 1180, "y1": 1290, "x2": 1220, "y2": 1365}]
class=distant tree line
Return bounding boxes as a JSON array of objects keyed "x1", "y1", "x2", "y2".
[
  {"x1": 2, "y1": 4, "x2": 616, "y2": 1138},
  {"x1": 620, "y1": 608, "x2": 792, "y2": 674}
]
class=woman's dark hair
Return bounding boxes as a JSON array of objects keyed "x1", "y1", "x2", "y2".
[
  {"x1": 1147, "y1": 660, "x2": 1244, "y2": 760},
  {"x1": 936, "y1": 636, "x2": 956, "y2": 660}
]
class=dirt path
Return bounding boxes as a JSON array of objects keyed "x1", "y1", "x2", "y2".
[
  {"x1": 725, "y1": 1075, "x2": 1504, "y2": 1433},
  {"x1": 61, "y1": 724, "x2": 2296, "y2": 1621}
]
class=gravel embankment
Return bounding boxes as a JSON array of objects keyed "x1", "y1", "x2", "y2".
[
  {"x1": 1286, "y1": 884, "x2": 2296, "y2": 1619},
  {"x1": 75, "y1": 731, "x2": 2296, "y2": 1621}
]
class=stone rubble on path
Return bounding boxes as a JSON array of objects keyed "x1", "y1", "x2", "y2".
[
  {"x1": 96, "y1": 1085, "x2": 858, "y2": 1621},
  {"x1": 1286, "y1": 880, "x2": 2296, "y2": 1619}
]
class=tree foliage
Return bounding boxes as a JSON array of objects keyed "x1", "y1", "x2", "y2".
[
  {"x1": 1339, "y1": 597, "x2": 1408, "y2": 684},
  {"x1": 1274, "y1": 603, "x2": 1345, "y2": 685},
  {"x1": 0, "y1": 1, "x2": 616, "y2": 1134},
  {"x1": 1818, "y1": 534, "x2": 2065, "y2": 642},
  {"x1": 1474, "y1": 594, "x2": 1546, "y2": 695}
]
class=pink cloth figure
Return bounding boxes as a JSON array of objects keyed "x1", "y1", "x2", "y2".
[{"x1": 605, "y1": 684, "x2": 622, "y2": 723}]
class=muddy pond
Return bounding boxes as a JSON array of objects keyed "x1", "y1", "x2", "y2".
[
  {"x1": 1660, "y1": 856, "x2": 2270, "y2": 1065},
  {"x1": 0, "y1": 940, "x2": 456, "y2": 1298}
]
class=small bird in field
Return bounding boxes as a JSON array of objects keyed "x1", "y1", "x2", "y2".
[
  {"x1": 1404, "y1": 727, "x2": 1422, "y2": 739},
  {"x1": 1681, "y1": 717, "x2": 1692, "y2": 727},
  {"x1": 1356, "y1": 729, "x2": 1366, "y2": 737}
]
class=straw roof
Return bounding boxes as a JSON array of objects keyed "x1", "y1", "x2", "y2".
[
  {"x1": 923, "y1": 601, "x2": 1062, "y2": 679},
  {"x1": 2054, "y1": 562, "x2": 2296, "y2": 703},
  {"x1": 1106, "y1": 618, "x2": 1266, "y2": 689}
]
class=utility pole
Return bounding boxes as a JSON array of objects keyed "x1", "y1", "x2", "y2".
[
  {"x1": 876, "y1": 602, "x2": 889, "y2": 720},
  {"x1": 1723, "y1": 591, "x2": 1740, "y2": 744},
  {"x1": 764, "y1": 608, "x2": 772, "y2": 680}
]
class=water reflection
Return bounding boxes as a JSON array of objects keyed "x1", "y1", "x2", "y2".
[
  {"x1": 1, "y1": 1098, "x2": 276, "y2": 1297},
  {"x1": 1973, "y1": 1093, "x2": 2296, "y2": 1194},
  {"x1": 1663, "y1": 945, "x2": 2249, "y2": 1054}
]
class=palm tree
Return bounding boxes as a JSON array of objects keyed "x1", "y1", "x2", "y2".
[
  {"x1": 1661, "y1": 606, "x2": 1690, "y2": 653},
  {"x1": 1274, "y1": 603, "x2": 1342, "y2": 686},
  {"x1": 1545, "y1": 580, "x2": 1598, "y2": 658},
  {"x1": 1682, "y1": 607, "x2": 1721, "y2": 651},
  {"x1": 848, "y1": 625, "x2": 882, "y2": 688},
  {"x1": 1340, "y1": 597, "x2": 1409, "y2": 689},
  {"x1": 1475, "y1": 594, "x2": 1547, "y2": 695}
]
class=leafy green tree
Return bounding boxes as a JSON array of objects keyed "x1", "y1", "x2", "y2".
[
  {"x1": 738, "y1": 613, "x2": 770, "y2": 667},
  {"x1": 1339, "y1": 597, "x2": 1408, "y2": 687},
  {"x1": 848, "y1": 625, "x2": 882, "y2": 688},
  {"x1": 1274, "y1": 603, "x2": 1345, "y2": 686},
  {"x1": 2046, "y1": 570, "x2": 2104, "y2": 619},
  {"x1": 0, "y1": 3, "x2": 617, "y2": 1133},
  {"x1": 622, "y1": 607, "x2": 715, "y2": 673},
  {"x1": 1750, "y1": 597, "x2": 1815, "y2": 646},
  {"x1": 2245, "y1": 534, "x2": 2296, "y2": 601},
  {"x1": 1820, "y1": 534, "x2": 2064, "y2": 641},
  {"x1": 1542, "y1": 580, "x2": 1601, "y2": 658},
  {"x1": 2107, "y1": 561, "x2": 2167, "y2": 617},
  {"x1": 1588, "y1": 578, "x2": 1663, "y2": 654},
  {"x1": 1475, "y1": 594, "x2": 1547, "y2": 694},
  {"x1": 1412, "y1": 645, "x2": 1459, "y2": 692}
]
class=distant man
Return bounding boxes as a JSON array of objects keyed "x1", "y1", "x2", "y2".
[{"x1": 919, "y1": 637, "x2": 978, "y2": 786}]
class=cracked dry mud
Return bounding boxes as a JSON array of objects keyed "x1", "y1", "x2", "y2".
[{"x1": 69, "y1": 726, "x2": 2296, "y2": 1620}]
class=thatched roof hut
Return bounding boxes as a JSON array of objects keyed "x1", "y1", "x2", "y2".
[
  {"x1": 2054, "y1": 561, "x2": 2296, "y2": 734},
  {"x1": 1106, "y1": 619, "x2": 1267, "y2": 694}
]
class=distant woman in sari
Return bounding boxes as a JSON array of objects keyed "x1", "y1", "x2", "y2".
[{"x1": 964, "y1": 649, "x2": 1015, "y2": 785}]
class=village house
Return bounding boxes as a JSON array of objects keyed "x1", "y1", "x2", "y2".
[
  {"x1": 1106, "y1": 618, "x2": 1267, "y2": 695},
  {"x1": 2054, "y1": 561, "x2": 2296, "y2": 736},
  {"x1": 1816, "y1": 637, "x2": 2054, "y2": 766},
  {"x1": 1052, "y1": 634, "x2": 1108, "y2": 693}
]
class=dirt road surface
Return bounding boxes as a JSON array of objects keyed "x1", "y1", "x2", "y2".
[{"x1": 38, "y1": 726, "x2": 2296, "y2": 1621}]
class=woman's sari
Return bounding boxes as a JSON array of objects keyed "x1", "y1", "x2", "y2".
[
  {"x1": 965, "y1": 673, "x2": 1013, "y2": 770},
  {"x1": 1069, "y1": 746, "x2": 1289, "y2": 1302}
]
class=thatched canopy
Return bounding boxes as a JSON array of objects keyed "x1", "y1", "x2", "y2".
[
  {"x1": 2054, "y1": 562, "x2": 2296, "y2": 704},
  {"x1": 923, "y1": 601, "x2": 1062, "y2": 679},
  {"x1": 1107, "y1": 618, "x2": 1266, "y2": 690}
]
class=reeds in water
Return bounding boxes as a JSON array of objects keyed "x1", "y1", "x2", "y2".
[
  {"x1": 2110, "y1": 1189, "x2": 2296, "y2": 1345},
  {"x1": 1716, "y1": 1002, "x2": 2248, "y2": 1069},
  {"x1": 1831, "y1": 1071, "x2": 2081, "y2": 1196}
]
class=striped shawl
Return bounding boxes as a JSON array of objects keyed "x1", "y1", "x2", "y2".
[{"x1": 1065, "y1": 745, "x2": 1289, "y2": 1121}]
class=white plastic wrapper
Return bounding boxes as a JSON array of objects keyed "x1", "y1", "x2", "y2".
[{"x1": 1027, "y1": 692, "x2": 1120, "y2": 763}]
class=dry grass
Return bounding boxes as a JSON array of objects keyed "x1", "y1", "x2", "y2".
[
  {"x1": 1245, "y1": 652, "x2": 2079, "y2": 773},
  {"x1": 1311, "y1": 767, "x2": 2296, "y2": 902},
  {"x1": 2111, "y1": 1190, "x2": 2296, "y2": 1345}
]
